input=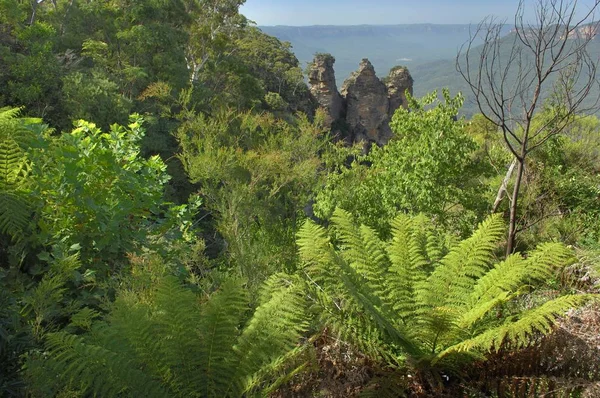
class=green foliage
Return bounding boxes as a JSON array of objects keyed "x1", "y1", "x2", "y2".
[
  {"x1": 177, "y1": 109, "x2": 328, "y2": 287},
  {"x1": 1, "y1": 20, "x2": 63, "y2": 125},
  {"x1": 0, "y1": 108, "x2": 36, "y2": 238},
  {"x1": 0, "y1": 0, "x2": 267, "y2": 128},
  {"x1": 313, "y1": 52, "x2": 336, "y2": 64},
  {"x1": 26, "y1": 273, "x2": 309, "y2": 397},
  {"x1": 2, "y1": 0, "x2": 599, "y2": 395},
  {"x1": 55, "y1": 0, "x2": 190, "y2": 95},
  {"x1": 0, "y1": 114, "x2": 199, "y2": 396},
  {"x1": 61, "y1": 71, "x2": 132, "y2": 130},
  {"x1": 264, "y1": 92, "x2": 289, "y2": 111},
  {"x1": 0, "y1": 0, "x2": 316, "y2": 208},
  {"x1": 29, "y1": 115, "x2": 176, "y2": 269},
  {"x1": 0, "y1": 244, "x2": 87, "y2": 397},
  {"x1": 297, "y1": 208, "x2": 595, "y2": 383},
  {"x1": 315, "y1": 90, "x2": 489, "y2": 236},
  {"x1": 236, "y1": 27, "x2": 314, "y2": 113},
  {"x1": 465, "y1": 113, "x2": 513, "y2": 168},
  {"x1": 0, "y1": 267, "x2": 30, "y2": 395}
]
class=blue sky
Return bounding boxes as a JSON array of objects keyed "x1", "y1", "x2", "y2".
[{"x1": 240, "y1": 0, "x2": 599, "y2": 26}]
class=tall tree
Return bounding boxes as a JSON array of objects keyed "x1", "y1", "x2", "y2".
[
  {"x1": 457, "y1": 0, "x2": 600, "y2": 254},
  {"x1": 184, "y1": 0, "x2": 247, "y2": 84}
]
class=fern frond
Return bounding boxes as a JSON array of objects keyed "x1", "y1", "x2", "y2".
[
  {"x1": 423, "y1": 221, "x2": 448, "y2": 263},
  {"x1": 43, "y1": 331, "x2": 168, "y2": 397},
  {"x1": 0, "y1": 138, "x2": 29, "y2": 190},
  {"x1": 523, "y1": 242, "x2": 576, "y2": 282},
  {"x1": 331, "y1": 209, "x2": 394, "y2": 315},
  {"x1": 409, "y1": 213, "x2": 444, "y2": 265},
  {"x1": 458, "y1": 292, "x2": 511, "y2": 329},
  {"x1": 421, "y1": 214, "x2": 504, "y2": 309},
  {"x1": 389, "y1": 214, "x2": 428, "y2": 269},
  {"x1": 0, "y1": 108, "x2": 21, "y2": 119},
  {"x1": 298, "y1": 214, "x2": 412, "y2": 359},
  {"x1": 297, "y1": 218, "x2": 350, "y2": 325},
  {"x1": 151, "y1": 276, "x2": 205, "y2": 394},
  {"x1": 68, "y1": 307, "x2": 101, "y2": 331},
  {"x1": 247, "y1": 341, "x2": 315, "y2": 396},
  {"x1": 441, "y1": 294, "x2": 598, "y2": 357},
  {"x1": 469, "y1": 254, "x2": 527, "y2": 306},
  {"x1": 332, "y1": 210, "x2": 383, "y2": 273},
  {"x1": 333, "y1": 250, "x2": 422, "y2": 358},
  {"x1": 465, "y1": 243, "x2": 575, "y2": 329},
  {"x1": 330, "y1": 208, "x2": 362, "y2": 251},
  {"x1": 0, "y1": 192, "x2": 30, "y2": 237},
  {"x1": 0, "y1": 108, "x2": 36, "y2": 175},
  {"x1": 358, "y1": 224, "x2": 390, "y2": 297},
  {"x1": 32, "y1": 272, "x2": 314, "y2": 397},
  {"x1": 297, "y1": 209, "x2": 593, "y2": 382},
  {"x1": 198, "y1": 278, "x2": 248, "y2": 396},
  {"x1": 387, "y1": 214, "x2": 429, "y2": 320},
  {"x1": 234, "y1": 273, "x2": 309, "y2": 396},
  {"x1": 107, "y1": 297, "x2": 165, "y2": 381},
  {"x1": 0, "y1": 110, "x2": 36, "y2": 238},
  {"x1": 297, "y1": 218, "x2": 332, "y2": 272}
]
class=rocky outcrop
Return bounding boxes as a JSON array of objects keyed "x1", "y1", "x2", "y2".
[
  {"x1": 341, "y1": 59, "x2": 391, "y2": 144},
  {"x1": 307, "y1": 55, "x2": 413, "y2": 146},
  {"x1": 385, "y1": 66, "x2": 413, "y2": 118},
  {"x1": 307, "y1": 54, "x2": 344, "y2": 126}
]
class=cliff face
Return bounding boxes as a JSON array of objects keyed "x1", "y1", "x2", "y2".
[
  {"x1": 308, "y1": 54, "x2": 344, "y2": 126},
  {"x1": 308, "y1": 55, "x2": 413, "y2": 146}
]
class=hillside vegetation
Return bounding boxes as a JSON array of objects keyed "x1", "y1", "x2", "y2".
[{"x1": 1, "y1": 1, "x2": 600, "y2": 397}]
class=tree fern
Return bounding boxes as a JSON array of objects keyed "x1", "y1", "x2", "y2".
[
  {"x1": 42, "y1": 331, "x2": 167, "y2": 397},
  {"x1": 420, "y1": 213, "x2": 505, "y2": 310},
  {"x1": 234, "y1": 273, "x2": 309, "y2": 395},
  {"x1": 468, "y1": 254, "x2": 528, "y2": 309},
  {"x1": 0, "y1": 108, "x2": 38, "y2": 239},
  {"x1": 441, "y1": 294, "x2": 595, "y2": 356},
  {"x1": 386, "y1": 214, "x2": 431, "y2": 321},
  {"x1": 297, "y1": 209, "x2": 596, "y2": 380},
  {"x1": 198, "y1": 278, "x2": 248, "y2": 396},
  {"x1": 523, "y1": 242, "x2": 575, "y2": 282},
  {"x1": 332, "y1": 208, "x2": 390, "y2": 306},
  {"x1": 27, "y1": 273, "x2": 309, "y2": 397},
  {"x1": 301, "y1": 210, "x2": 422, "y2": 360}
]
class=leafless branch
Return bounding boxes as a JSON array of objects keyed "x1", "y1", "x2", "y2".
[{"x1": 457, "y1": 0, "x2": 600, "y2": 254}]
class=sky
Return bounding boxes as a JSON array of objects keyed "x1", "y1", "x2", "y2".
[{"x1": 240, "y1": 0, "x2": 600, "y2": 26}]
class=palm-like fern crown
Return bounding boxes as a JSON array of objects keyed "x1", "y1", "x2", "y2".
[
  {"x1": 27, "y1": 273, "x2": 309, "y2": 397},
  {"x1": 297, "y1": 208, "x2": 594, "y2": 368},
  {"x1": 0, "y1": 108, "x2": 38, "y2": 238}
]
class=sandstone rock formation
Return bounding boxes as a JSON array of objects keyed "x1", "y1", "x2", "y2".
[
  {"x1": 307, "y1": 54, "x2": 344, "y2": 126},
  {"x1": 307, "y1": 55, "x2": 413, "y2": 146},
  {"x1": 341, "y1": 58, "x2": 391, "y2": 143},
  {"x1": 385, "y1": 66, "x2": 413, "y2": 118}
]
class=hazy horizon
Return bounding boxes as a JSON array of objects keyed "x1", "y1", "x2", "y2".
[
  {"x1": 255, "y1": 22, "x2": 506, "y2": 27},
  {"x1": 241, "y1": 0, "x2": 600, "y2": 26}
]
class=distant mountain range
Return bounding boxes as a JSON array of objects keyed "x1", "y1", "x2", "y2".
[
  {"x1": 259, "y1": 24, "x2": 512, "y2": 87},
  {"x1": 260, "y1": 24, "x2": 600, "y2": 117}
]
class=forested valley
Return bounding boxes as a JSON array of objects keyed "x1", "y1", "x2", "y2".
[{"x1": 1, "y1": 0, "x2": 600, "y2": 396}]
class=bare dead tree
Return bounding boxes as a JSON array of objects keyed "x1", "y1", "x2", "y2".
[{"x1": 457, "y1": 0, "x2": 600, "y2": 255}]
